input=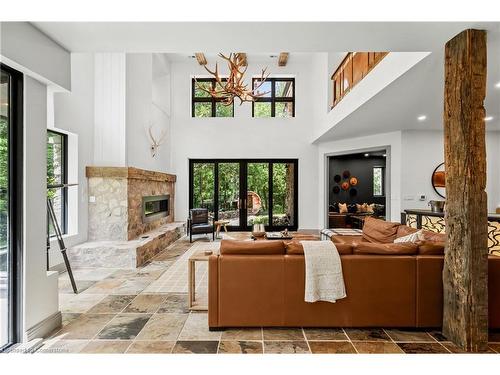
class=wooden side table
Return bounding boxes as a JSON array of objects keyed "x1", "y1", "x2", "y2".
[
  {"x1": 188, "y1": 250, "x2": 217, "y2": 311},
  {"x1": 214, "y1": 220, "x2": 230, "y2": 239}
]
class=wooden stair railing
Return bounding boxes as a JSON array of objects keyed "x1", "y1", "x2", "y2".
[{"x1": 331, "y1": 52, "x2": 388, "y2": 108}]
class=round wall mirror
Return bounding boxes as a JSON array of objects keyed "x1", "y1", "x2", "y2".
[{"x1": 431, "y1": 162, "x2": 446, "y2": 199}]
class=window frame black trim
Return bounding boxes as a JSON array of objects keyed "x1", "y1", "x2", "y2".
[
  {"x1": 0, "y1": 63, "x2": 24, "y2": 352},
  {"x1": 188, "y1": 158, "x2": 299, "y2": 231},
  {"x1": 47, "y1": 129, "x2": 69, "y2": 235},
  {"x1": 191, "y1": 78, "x2": 235, "y2": 118},
  {"x1": 251, "y1": 77, "x2": 295, "y2": 118}
]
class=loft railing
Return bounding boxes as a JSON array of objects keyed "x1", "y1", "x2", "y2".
[{"x1": 331, "y1": 52, "x2": 388, "y2": 108}]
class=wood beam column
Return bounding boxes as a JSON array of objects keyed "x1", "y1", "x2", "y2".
[{"x1": 442, "y1": 29, "x2": 488, "y2": 352}]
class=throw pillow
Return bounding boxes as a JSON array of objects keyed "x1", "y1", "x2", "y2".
[
  {"x1": 394, "y1": 230, "x2": 422, "y2": 243},
  {"x1": 362, "y1": 216, "x2": 400, "y2": 243},
  {"x1": 356, "y1": 204, "x2": 366, "y2": 213},
  {"x1": 347, "y1": 204, "x2": 357, "y2": 213},
  {"x1": 339, "y1": 203, "x2": 348, "y2": 213},
  {"x1": 366, "y1": 203, "x2": 375, "y2": 213}
]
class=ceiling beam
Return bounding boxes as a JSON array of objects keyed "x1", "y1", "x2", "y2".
[
  {"x1": 194, "y1": 53, "x2": 207, "y2": 65},
  {"x1": 278, "y1": 52, "x2": 289, "y2": 67},
  {"x1": 236, "y1": 53, "x2": 247, "y2": 66}
]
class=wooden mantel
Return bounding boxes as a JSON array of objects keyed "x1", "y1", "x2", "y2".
[{"x1": 86, "y1": 166, "x2": 176, "y2": 183}]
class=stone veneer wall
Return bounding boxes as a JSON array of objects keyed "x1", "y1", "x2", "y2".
[
  {"x1": 86, "y1": 167, "x2": 176, "y2": 241},
  {"x1": 88, "y1": 177, "x2": 128, "y2": 241}
]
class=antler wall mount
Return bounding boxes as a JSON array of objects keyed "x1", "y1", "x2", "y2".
[
  {"x1": 145, "y1": 123, "x2": 167, "y2": 158},
  {"x1": 195, "y1": 53, "x2": 270, "y2": 106}
]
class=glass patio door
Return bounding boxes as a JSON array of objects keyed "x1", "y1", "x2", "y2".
[
  {"x1": 190, "y1": 159, "x2": 298, "y2": 232},
  {"x1": 217, "y1": 162, "x2": 241, "y2": 227},
  {"x1": 1, "y1": 64, "x2": 22, "y2": 351},
  {"x1": 190, "y1": 160, "x2": 245, "y2": 231}
]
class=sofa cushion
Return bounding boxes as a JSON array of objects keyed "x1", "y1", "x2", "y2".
[
  {"x1": 396, "y1": 225, "x2": 419, "y2": 238},
  {"x1": 285, "y1": 241, "x2": 353, "y2": 255},
  {"x1": 417, "y1": 241, "x2": 445, "y2": 255},
  {"x1": 353, "y1": 242, "x2": 418, "y2": 255},
  {"x1": 331, "y1": 235, "x2": 365, "y2": 245},
  {"x1": 362, "y1": 217, "x2": 400, "y2": 243},
  {"x1": 419, "y1": 230, "x2": 447, "y2": 243},
  {"x1": 220, "y1": 239, "x2": 286, "y2": 255},
  {"x1": 191, "y1": 223, "x2": 213, "y2": 234}
]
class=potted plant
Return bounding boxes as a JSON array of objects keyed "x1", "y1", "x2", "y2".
[{"x1": 251, "y1": 216, "x2": 266, "y2": 238}]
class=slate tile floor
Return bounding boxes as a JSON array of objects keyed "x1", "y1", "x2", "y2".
[{"x1": 38, "y1": 233, "x2": 500, "y2": 354}]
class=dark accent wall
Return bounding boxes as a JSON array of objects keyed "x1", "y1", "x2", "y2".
[{"x1": 329, "y1": 153, "x2": 386, "y2": 206}]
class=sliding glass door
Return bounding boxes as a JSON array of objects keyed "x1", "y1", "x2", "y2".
[
  {"x1": 217, "y1": 162, "x2": 240, "y2": 227},
  {"x1": 189, "y1": 159, "x2": 298, "y2": 231},
  {"x1": 0, "y1": 64, "x2": 22, "y2": 351}
]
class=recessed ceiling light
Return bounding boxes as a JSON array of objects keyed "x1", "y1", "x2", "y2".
[
  {"x1": 417, "y1": 115, "x2": 427, "y2": 121},
  {"x1": 495, "y1": 81, "x2": 500, "y2": 88},
  {"x1": 364, "y1": 153, "x2": 370, "y2": 157},
  {"x1": 485, "y1": 116, "x2": 494, "y2": 122}
]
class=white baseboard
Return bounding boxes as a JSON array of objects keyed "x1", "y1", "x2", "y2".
[{"x1": 26, "y1": 311, "x2": 62, "y2": 341}]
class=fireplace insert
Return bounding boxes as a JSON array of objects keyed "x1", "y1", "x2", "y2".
[{"x1": 142, "y1": 195, "x2": 170, "y2": 223}]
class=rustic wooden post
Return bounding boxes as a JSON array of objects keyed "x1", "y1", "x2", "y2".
[{"x1": 442, "y1": 29, "x2": 488, "y2": 352}]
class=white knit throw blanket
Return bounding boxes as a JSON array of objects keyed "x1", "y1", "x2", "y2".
[{"x1": 301, "y1": 240, "x2": 346, "y2": 303}]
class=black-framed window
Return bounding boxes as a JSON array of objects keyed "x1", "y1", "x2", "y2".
[
  {"x1": 0, "y1": 63, "x2": 23, "y2": 351},
  {"x1": 252, "y1": 78, "x2": 295, "y2": 118},
  {"x1": 373, "y1": 166, "x2": 385, "y2": 196},
  {"x1": 47, "y1": 130, "x2": 68, "y2": 235},
  {"x1": 191, "y1": 78, "x2": 234, "y2": 117}
]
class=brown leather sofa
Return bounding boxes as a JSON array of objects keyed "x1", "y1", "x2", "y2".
[{"x1": 208, "y1": 217, "x2": 500, "y2": 329}]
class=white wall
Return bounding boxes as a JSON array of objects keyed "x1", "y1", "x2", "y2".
[
  {"x1": 401, "y1": 130, "x2": 500, "y2": 213},
  {"x1": 94, "y1": 53, "x2": 127, "y2": 166},
  {"x1": 170, "y1": 57, "x2": 319, "y2": 229},
  {"x1": 23, "y1": 76, "x2": 59, "y2": 338},
  {"x1": 50, "y1": 54, "x2": 95, "y2": 267},
  {"x1": 126, "y1": 53, "x2": 171, "y2": 171}
]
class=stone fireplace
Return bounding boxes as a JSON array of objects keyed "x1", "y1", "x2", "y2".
[
  {"x1": 86, "y1": 166, "x2": 176, "y2": 241},
  {"x1": 68, "y1": 167, "x2": 184, "y2": 268}
]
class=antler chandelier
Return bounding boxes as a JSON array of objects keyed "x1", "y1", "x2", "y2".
[{"x1": 196, "y1": 53, "x2": 270, "y2": 106}]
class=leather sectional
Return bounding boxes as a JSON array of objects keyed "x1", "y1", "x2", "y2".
[{"x1": 208, "y1": 217, "x2": 500, "y2": 329}]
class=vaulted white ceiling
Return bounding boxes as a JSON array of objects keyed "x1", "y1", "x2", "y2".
[
  {"x1": 33, "y1": 22, "x2": 498, "y2": 53},
  {"x1": 32, "y1": 21, "x2": 500, "y2": 139}
]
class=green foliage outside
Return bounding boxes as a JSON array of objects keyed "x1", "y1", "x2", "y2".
[
  {"x1": 373, "y1": 167, "x2": 383, "y2": 196},
  {"x1": 193, "y1": 163, "x2": 215, "y2": 213},
  {"x1": 192, "y1": 162, "x2": 294, "y2": 226},
  {"x1": 218, "y1": 163, "x2": 239, "y2": 212},
  {"x1": 0, "y1": 117, "x2": 8, "y2": 249},
  {"x1": 47, "y1": 131, "x2": 65, "y2": 235}
]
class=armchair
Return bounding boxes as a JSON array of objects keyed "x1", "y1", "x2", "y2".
[{"x1": 188, "y1": 208, "x2": 215, "y2": 243}]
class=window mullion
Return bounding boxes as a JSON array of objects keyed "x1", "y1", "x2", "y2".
[{"x1": 271, "y1": 78, "x2": 276, "y2": 117}]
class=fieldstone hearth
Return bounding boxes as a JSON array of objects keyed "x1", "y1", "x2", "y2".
[
  {"x1": 68, "y1": 222, "x2": 185, "y2": 268},
  {"x1": 68, "y1": 167, "x2": 184, "y2": 268}
]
